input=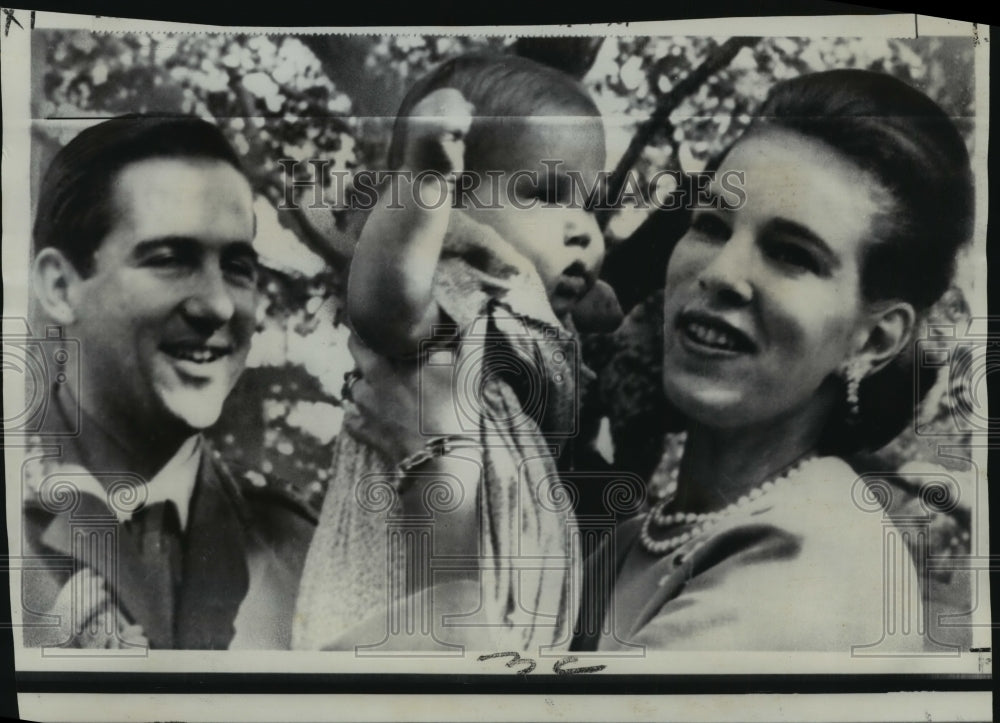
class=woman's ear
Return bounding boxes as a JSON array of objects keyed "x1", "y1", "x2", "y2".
[
  {"x1": 32, "y1": 248, "x2": 82, "y2": 326},
  {"x1": 855, "y1": 301, "x2": 917, "y2": 375}
]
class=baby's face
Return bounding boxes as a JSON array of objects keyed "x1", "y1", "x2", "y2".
[{"x1": 463, "y1": 115, "x2": 607, "y2": 318}]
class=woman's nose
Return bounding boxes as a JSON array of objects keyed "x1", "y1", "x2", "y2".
[
  {"x1": 181, "y1": 265, "x2": 236, "y2": 330},
  {"x1": 697, "y1": 240, "x2": 754, "y2": 305}
]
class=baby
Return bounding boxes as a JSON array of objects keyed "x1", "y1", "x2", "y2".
[{"x1": 294, "y1": 54, "x2": 609, "y2": 651}]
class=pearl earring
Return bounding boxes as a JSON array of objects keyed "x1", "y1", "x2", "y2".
[{"x1": 842, "y1": 358, "x2": 868, "y2": 420}]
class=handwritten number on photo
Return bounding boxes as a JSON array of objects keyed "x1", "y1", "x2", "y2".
[{"x1": 477, "y1": 652, "x2": 606, "y2": 676}]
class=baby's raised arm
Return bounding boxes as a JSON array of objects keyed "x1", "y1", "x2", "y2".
[{"x1": 348, "y1": 89, "x2": 473, "y2": 358}]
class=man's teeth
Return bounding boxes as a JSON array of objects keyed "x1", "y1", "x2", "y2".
[
  {"x1": 686, "y1": 322, "x2": 739, "y2": 351},
  {"x1": 167, "y1": 347, "x2": 226, "y2": 363}
]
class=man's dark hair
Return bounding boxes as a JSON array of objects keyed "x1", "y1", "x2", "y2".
[{"x1": 33, "y1": 115, "x2": 248, "y2": 275}]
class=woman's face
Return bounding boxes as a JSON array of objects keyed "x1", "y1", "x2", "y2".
[{"x1": 661, "y1": 127, "x2": 887, "y2": 430}]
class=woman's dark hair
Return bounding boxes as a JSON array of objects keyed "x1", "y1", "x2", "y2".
[
  {"x1": 386, "y1": 53, "x2": 600, "y2": 171},
  {"x1": 745, "y1": 69, "x2": 974, "y2": 454},
  {"x1": 34, "y1": 115, "x2": 247, "y2": 276}
]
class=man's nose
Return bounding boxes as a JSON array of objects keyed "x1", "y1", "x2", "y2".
[{"x1": 181, "y1": 265, "x2": 236, "y2": 329}]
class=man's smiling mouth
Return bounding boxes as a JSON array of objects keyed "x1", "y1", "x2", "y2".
[{"x1": 161, "y1": 342, "x2": 232, "y2": 364}]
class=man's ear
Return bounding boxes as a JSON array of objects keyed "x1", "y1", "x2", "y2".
[
  {"x1": 853, "y1": 301, "x2": 917, "y2": 375},
  {"x1": 32, "y1": 248, "x2": 83, "y2": 325}
]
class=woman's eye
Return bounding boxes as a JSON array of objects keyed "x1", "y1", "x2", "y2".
[
  {"x1": 767, "y1": 241, "x2": 823, "y2": 274},
  {"x1": 689, "y1": 213, "x2": 730, "y2": 241}
]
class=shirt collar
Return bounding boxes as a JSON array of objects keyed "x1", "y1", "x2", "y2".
[
  {"x1": 142, "y1": 435, "x2": 202, "y2": 531},
  {"x1": 46, "y1": 384, "x2": 203, "y2": 529},
  {"x1": 29, "y1": 435, "x2": 204, "y2": 532}
]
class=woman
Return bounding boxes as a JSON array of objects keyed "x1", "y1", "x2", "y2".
[
  {"x1": 574, "y1": 68, "x2": 974, "y2": 651},
  {"x1": 343, "y1": 68, "x2": 974, "y2": 652}
]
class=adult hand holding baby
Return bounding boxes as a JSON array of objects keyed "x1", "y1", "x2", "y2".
[
  {"x1": 343, "y1": 331, "x2": 485, "y2": 465},
  {"x1": 343, "y1": 330, "x2": 485, "y2": 577}
]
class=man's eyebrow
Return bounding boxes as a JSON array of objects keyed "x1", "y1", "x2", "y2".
[
  {"x1": 767, "y1": 218, "x2": 841, "y2": 267},
  {"x1": 130, "y1": 237, "x2": 197, "y2": 257},
  {"x1": 131, "y1": 237, "x2": 258, "y2": 257}
]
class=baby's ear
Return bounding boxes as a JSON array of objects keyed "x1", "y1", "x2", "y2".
[
  {"x1": 32, "y1": 248, "x2": 82, "y2": 325},
  {"x1": 571, "y1": 279, "x2": 624, "y2": 334}
]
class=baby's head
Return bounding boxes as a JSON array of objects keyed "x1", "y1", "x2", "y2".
[{"x1": 390, "y1": 54, "x2": 608, "y2": 317}]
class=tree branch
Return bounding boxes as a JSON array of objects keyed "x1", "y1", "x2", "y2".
[
  {"x1": 599, "y1": 36, "x2": 759, "y2": 229},
  {"x1": 224, "y1": 67, "x2": 354, "y2": 273},
  {"x1": 258, "y1": 176, "x2": 353, "y2": 273}
]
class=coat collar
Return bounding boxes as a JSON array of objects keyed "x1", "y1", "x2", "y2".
[{"x1": 30, "y1": 418, "x2": 251, "y2": 649}]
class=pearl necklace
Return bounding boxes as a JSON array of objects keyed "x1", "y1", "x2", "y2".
[{"x1": 639, "y1": 450, "x2": 817, "y2": 557}]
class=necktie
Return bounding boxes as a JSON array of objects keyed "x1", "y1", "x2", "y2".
[
  {"x1": 117, "y1": 500, "x2": 183, "y2": 648},
  {"x1": 174, "y1": 471, "x2": 249, "y2": 649}
]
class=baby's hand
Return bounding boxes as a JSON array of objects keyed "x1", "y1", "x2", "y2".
[{"x1": 403, "y1": 88, "x2": 475, "y2": 175}]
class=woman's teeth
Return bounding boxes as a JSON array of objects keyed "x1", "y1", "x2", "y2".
[{"x1": 686, "y1": 321, "x2": 739, "y2": 351}]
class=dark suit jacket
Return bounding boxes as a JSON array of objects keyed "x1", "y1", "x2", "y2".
[{"x1": 20, "y1": 396, "x2": 316, "y2": 650}]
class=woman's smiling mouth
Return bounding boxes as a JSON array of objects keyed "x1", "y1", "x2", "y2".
[{"x1": 677, "y1": 310, "x2": 756, "y2": 354}]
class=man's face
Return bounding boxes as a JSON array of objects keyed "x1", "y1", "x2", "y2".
[{"x1": 66, "y1": 157, "x2": 258, "y2": 436}]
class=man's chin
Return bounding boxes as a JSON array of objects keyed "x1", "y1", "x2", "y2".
[{"x1": 158, "y1": 387, "x2": 228, "y2": 433}]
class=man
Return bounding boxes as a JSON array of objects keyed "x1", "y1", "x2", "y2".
[{"x1": 21, "y1": 116, "x2": 315, "y2": 650}]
